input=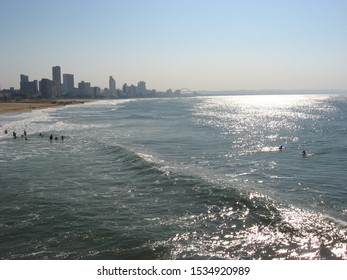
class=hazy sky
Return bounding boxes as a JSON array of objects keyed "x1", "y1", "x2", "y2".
[{"x1": 1, "y1": 0, "x2": 347, "y2": 91}]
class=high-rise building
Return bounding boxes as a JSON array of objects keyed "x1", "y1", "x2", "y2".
[
  {"x1": 91, "y1": 86, "x2": 101, "y2": 98},
  {"x1": 39, "y1": 79, "x2": 54, "y2": 99},
  {"x1": 63, "y1": 74, "x2": 74, "y2": 94},
  {"x1": 129, "y1": 84, "x2": 138, "y2": 96},
  {"x1": 137, "y1": 81, "x2": 146, "y2": 95},
  {"x1": 20, "y1": 74, "x2": 29, "y2": 84},
  {"x1": 122, "y1": 83, "x2": 128, "y2": 94},
  {"x1": 78, "y1": 81, "x2": 91, "y2": 96},
  {"x1": 52, "y1": 66, "x2": 61, "y2": 97},
  {"x1": 109, "y1": 76, "x2": 116, "y2": 94},
  {"x1": 20, "y1": 74, "x2": 38, "y2": 97}
]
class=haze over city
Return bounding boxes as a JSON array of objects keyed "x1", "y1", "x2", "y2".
[{"x1": 1, "y1": 0, "x2": 347, "y2": 91}]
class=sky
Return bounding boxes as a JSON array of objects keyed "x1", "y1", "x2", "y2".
[{"x1": 1, "y1": 0, "x2": 347, "y2": 91}]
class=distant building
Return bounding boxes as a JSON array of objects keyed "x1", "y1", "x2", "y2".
[
  {"x1": 122, "y1": 83, "x2": 128, "y2": 94},
  {"x1": 20, "y1": 74, "x2": 38, "y2": 98},
  {"x1": 109, "y1": 76, "x2": 116, "y2": 94},
  {"x1": 20, "y1": 74, "x2": 29, "y2": 84},
  {"x1": 78, "y1": 81, "x2": 91, "y2": 97},
  {"x1": 129, "y1": 84, "x2": 138, "y2": 96},
  {"x1": 52, "y1": 66, "x2": 61, "y2": 97},
  {"x1": 63, "y1": 74, "x2": 74, "y2": 94},
  {"x1": 137, "y1": 81, "x2": 146, "y2": 95},
  {"x1": 92, "y1": 86, "x2": 101, "y2": 98},
  {"x1": 20, "y1": 74, "x2": 29, "y2": 93},
  {"x1": 39, "y1": 79, "x2": 54, "y2": 99}
]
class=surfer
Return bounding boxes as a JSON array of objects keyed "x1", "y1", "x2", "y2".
[
  {"x1": 4, "y1": 129, "x2": 7, "y2": 134},
  {"x1": 49, "y1": 134, "x2": 53, "y2": 141},
  {"x1": 24, "y1": 130, "x2": 27, "y2": 136},
  {"x1": 13, "y1": 131, "x2": 17, "y2": 139},
  {"x1": 61, "y1": 135, "x2": 64, "y2": 141},
  {"x1": 279, "y1": 145, "x2": 283, "y2": 150},
  {"x1": 302, "y1": 150, "x2": 307, "y2": 156}
]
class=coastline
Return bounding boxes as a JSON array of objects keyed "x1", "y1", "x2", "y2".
[{"x1": 0, "y1": 100, "x2": 89, "y2": 115}]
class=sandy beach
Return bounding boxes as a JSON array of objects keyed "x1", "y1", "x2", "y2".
[{"x1": 0, "y1": 100, "x2": 88, "y2": 115}]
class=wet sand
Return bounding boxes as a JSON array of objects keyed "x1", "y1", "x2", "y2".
[{"x1": 0, "y1": 100, "x2": 88, "y2": 115}]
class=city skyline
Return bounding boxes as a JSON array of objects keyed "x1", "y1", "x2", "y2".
[
  {"x1": 1, "y1": 0, "x2": 347, "y2": 91},
  {"x1": 10, "y1": 64, "x2": 176, "y2": 99},
  {"x1": 5, "y1": 65, "x2": 157, "y2": 94}
]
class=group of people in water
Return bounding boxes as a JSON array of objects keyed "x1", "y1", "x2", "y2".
[
  {"x1": 4, "y1": 129, "x2": 28, "y2": 140},
  {"x1": 4, "y1": 129, "x2": 65, "y2": 142},
  {"x1": 4, "y1": 129, "x2": 309, "y2": 155},
  {"x1": 48, "y1": 133, "x2": 64, "y2": 141},
  {"x1": 278, "y1": 145, "x2": 308, "y2": 156}
]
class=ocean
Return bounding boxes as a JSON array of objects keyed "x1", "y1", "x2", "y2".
[{"x1": 0, "y1": 94, "x2": 346, "y2": 260}]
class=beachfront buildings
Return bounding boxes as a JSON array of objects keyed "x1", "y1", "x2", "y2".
[{"x1": 5, "y1": 65, "x2": 183, "y2": 100}]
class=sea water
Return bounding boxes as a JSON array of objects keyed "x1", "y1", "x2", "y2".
[{"x1": 0, "y1": 94, "x2": 346, "y2": 259}]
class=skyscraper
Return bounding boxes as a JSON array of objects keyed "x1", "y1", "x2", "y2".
[
  {"x1": 137, "y1": 81, "x2": 146, "y2": 95},
  {"x1": 122, "y1": 83, "x2": 128, "y2": 94},
  {"x1": 20, "y1": 74, "x2": 38, "y2": 97},
  {"x1": 63, "y1": 74, "x2": 74, "y2": 94},
  {"x1": 109, "y1": 76, "x2": 116, "y2": 94},
  {"x1": 20, "y1": 74, "x2": 29, "y2": 84},
  {"x1": 39, "y1": 79, "x2": 54, "y2": 99},
  {"x1": 78, "y1": 81, "x2": 91, "y2": 96},
  {"x1": 20, "y1": 74, "x2": 29, "y2": 93},
  {"x1": 52, "y1": 66, "x2": 61, "y2": 97}
]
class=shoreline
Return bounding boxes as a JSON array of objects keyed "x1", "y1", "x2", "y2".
[{"x1": 0, "y1": 100, "x2": 91, "y2": 115}]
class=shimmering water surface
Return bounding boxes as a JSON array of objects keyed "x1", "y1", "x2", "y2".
[{"x1": 1, "y1": 94, "x2": 346, "y2": 259}]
